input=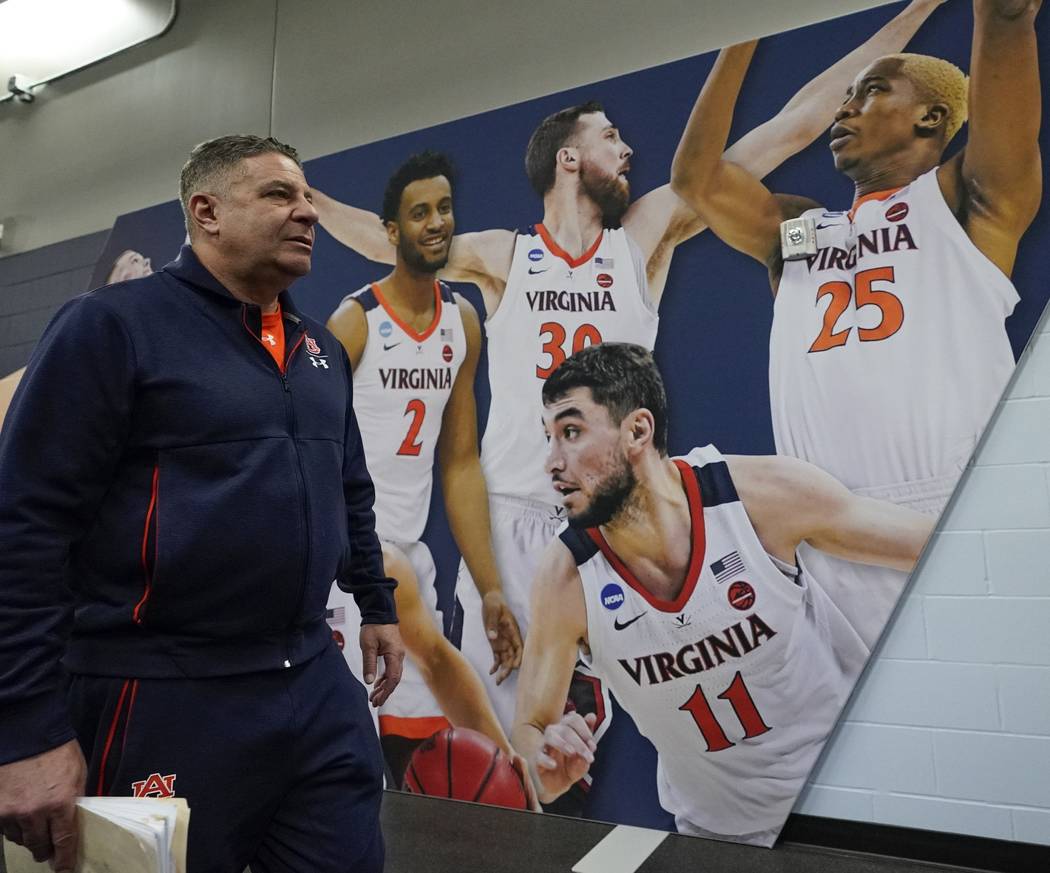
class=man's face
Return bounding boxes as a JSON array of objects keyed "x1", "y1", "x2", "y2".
[
  {"x1": 212, "y1": 152, "x2": 318, "y2": 281},
  {"x1": 106, "y1": 249, "x2": 152, "y2": 284},
  {"x1": 574, "y1": 112, "x2": 632, "y2": 224},
  {"x1": 388, "y1": 175, "x2": 454, "y2": 274},
  {"x1": 544, "y1": 386, "x2": 637, "y2": 529},
  {"x1": 829, "y1": 58, "x2": 931, "y2": 176}
]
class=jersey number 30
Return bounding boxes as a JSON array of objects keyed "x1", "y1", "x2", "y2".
[
  {"x1": 809, "y1": 266, "x2": 903, "y2": 353},
  {"x1": 679, "y1": 671, "x2": 771, "y2": 752},
  {"x1": 536, "y1": 322, "x2": 603, "y2": 379}
]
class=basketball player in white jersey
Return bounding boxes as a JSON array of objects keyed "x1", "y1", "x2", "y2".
[
  {"x1": 668, "y1": 0, "x2": 1043, "y2": 649},
  {"x1": 511, "y1": 344, "x2": 933, "y2": 845},
  {"x1": 315, "y1": 5, "x2": 948, "y2": 737},
  {"x1": 324, "y1": 152, "x2": 521, "y2": 781}
]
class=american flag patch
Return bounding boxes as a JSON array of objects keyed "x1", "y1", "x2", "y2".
[
  {"x1": 594, "y1": 256, "x2": 614, "y2": 268},
  {"x1": 326, "y1": 606, "x2": 346, "y2": 625},
  {"x1": 710, "y1": 551, "x2": 744, "y2": 583},
  {"x1": 441, "y1": 328, "x2": 454, "y2": 342}
]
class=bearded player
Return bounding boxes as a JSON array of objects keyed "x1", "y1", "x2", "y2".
[
  {"x1": 315, "y1": 5, "x2": 948, "y2": 739},
  {"x1": 324, "y1": 152, "x2": 522, "y2": 780},
  {"x1": 511, "y1": 343, "x2": 933, "y2": 845},
  {"x1": 669, "y1": 0, "x2": 1043, "y2": 649}
]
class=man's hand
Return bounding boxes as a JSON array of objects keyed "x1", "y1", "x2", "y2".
[
  {"x1": 532, "y1": 712, "x2": 598, "y2": 804},
  {"x1": 482, "y1": 591, "x2": 524, "y2": 684},
  {"x1": 0, "y1": 740, "x2": 86, "y2": 871},
  {"x1": 360, "y1": 622, "x2": 405, "y2": 707}
]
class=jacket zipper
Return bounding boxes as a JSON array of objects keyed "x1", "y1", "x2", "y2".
[{"x1": 242, "y1": 305, "x2": 311, "y2": 666}]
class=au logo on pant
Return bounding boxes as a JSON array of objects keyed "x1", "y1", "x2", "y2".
[{"x1": 131, "y1": 772, "x2": 177, "y2": 798}]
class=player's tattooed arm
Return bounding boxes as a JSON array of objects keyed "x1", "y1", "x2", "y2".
[
  {"x1": 438, "y1": 298, "x2": 524, "y2": 683},
  {"x1": 511, "y1": 542, "x2": 596, "y2": 805},
  {"x1": 939, "y1": 0, "x2": 1043, "y2": 276},
  {"x1": 731, "y1": 455, "x2": 935, "y2": 573},
  {"x1": 325, "y1": 297, "x2": 369, "y2": 370}
]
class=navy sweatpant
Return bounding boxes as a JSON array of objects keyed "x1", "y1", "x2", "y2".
[{"x1": 67, "y1": 642, "x2": 385, "y2": 873}]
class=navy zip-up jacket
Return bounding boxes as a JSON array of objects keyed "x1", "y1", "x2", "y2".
[{"x1": 0, "y1": 246, "x2": 397, "y2": 764}]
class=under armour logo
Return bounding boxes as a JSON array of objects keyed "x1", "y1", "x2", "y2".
[
  {"x1": 262, "y1": 332, "x2": 276, "y2": 347},
  {"x1": 132, "y1": 772, "x2": 176, "y2": 798},
  {"x1": 309, "y1": 356, "x2": 329, "y2": 369}
]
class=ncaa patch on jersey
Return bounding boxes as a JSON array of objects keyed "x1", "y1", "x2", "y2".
[
  {"x1": 442, "y1": 344, "x2": 453, "y2": 363},
  {"x1": 379, "y1": 321, "x2": 393, "y2": 338},
  {"x1": 528, "y1": 248, "x2": 544, "y2": 262},
  {"x1": 601, "y1": 583, "x2": 626, "y2": 610},
  {"x1": 596, "y1": 273, "x2": 613, "y2": 288}
]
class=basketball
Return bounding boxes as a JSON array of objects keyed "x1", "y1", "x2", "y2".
[{"x1": 403, "y1": 727, "x2": 528, "y2": 810}]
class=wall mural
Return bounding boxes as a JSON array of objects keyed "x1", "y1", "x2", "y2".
[{"x1": 60, "y1": 0, "x2": 1048, "y2": 846}]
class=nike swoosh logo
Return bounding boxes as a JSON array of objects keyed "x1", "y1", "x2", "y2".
[
  {"x1": 383, "y1": 342, "x2": 401, "y2": 351},
  {"x1": 815, "y1": 223, "x2": 837, "y2": 230},
  {"x1": 528, "y1": 267, "x2": 550, "y2": 274},
  {"x1": 613, "y1": 612, "x2": 645, "y2": 631}
]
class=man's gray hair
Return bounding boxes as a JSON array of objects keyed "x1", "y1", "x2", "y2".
[{"x1": 179, "y1": 134, "x2": 301, "y2": 234}]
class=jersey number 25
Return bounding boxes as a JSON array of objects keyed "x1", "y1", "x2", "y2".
[{"x1": 809, "y1": 266, "x2": 904, "y2": 353}]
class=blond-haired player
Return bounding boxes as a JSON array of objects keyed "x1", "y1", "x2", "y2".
[{"x1": 669, "y1": 0, "x2": 1043, "y2": 649}]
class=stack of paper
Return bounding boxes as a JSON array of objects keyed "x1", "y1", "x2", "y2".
[{"x1": 3, "y1": 796, "x2": 189, "y2": 873}]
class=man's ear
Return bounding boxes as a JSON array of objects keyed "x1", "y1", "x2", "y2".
[{"x1": 188, "y1": 192, "x2": 221, "y2": 238}]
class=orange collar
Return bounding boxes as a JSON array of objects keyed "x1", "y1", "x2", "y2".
[{"x1": 848, "y1": 186, "x2": 904, "y2": 221}]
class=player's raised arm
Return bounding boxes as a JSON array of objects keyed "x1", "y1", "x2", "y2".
[
  {"x1": 314, "y1": 189, "x2": 396, "y2": 265},
  {"x1": 670, "y1": 43, "x2": 789, "y2": 270},
  {"x1": 383, "y1": 545, "x2": 513, "y2": 756},
  {"x1": 725, "y1": 1, "x2": 947, "y2": 179},
  {"x1": 943, "y1": 0, "x2": 1043, "y2": 275},
  {"x1": 437, "y1": 297, "x2": 523, "y2": 683},
  {"x1": 625, "y1": 1, "x2": 943, "y2": 296},
  {"x1": 732, "y1": 455, "x2": 935, "y2": 573},
  {"x1": 511, "y1": 542, "x2": 596, "y2": 805}
]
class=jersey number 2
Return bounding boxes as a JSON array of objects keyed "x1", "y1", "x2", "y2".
[
  {"x1": 679, "y1": 671, "x2": 771, "y2": 752},
  {"x1": 397, "y1": 399, "x2": 426, "y2": 456},
  {"x1": 809, "y1": 266, "x2": 903, "y2": 353},
  {"x1": 536, "y1": 322, "x2": 603, "y2": 379}
]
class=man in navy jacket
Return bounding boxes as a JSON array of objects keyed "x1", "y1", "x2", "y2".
[{"x1": 0, "y1": 135, "x2": 404, "y2": 873}]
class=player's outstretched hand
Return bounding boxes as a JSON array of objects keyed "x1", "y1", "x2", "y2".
[
  {"x1": 360, "y1": 622, "x2": 406, "y2": 707},
  {"x1": 0, "y1": 739, "x2": 86, "y2": 872},
  {"x1": 482, "y1": 590, "x2": 524, "y2": 685},
  {"x1": 534, "y1": 712, "x2": 598, "y2": 803}
]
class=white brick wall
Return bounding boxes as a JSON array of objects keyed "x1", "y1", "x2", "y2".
[{"x1": 797, "y1": 314, "x2": 1050, "y2": 845}]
